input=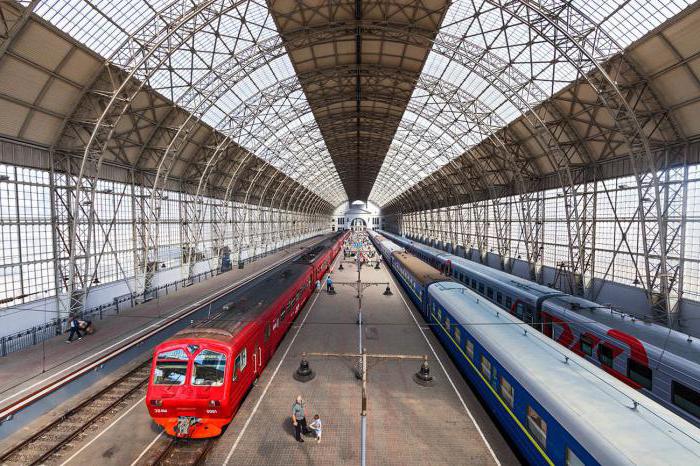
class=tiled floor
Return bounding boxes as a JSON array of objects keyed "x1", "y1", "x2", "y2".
[{"x1": 207, "y1": 245, "x2": 519, "y2": 465}]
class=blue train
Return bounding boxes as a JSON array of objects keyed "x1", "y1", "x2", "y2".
[
  {"x1": 375, "y1": 230, "x2": 700, "y2": 427},
  {"x1": 369, "y1": 230, "x2": 700, "y2": 465}
]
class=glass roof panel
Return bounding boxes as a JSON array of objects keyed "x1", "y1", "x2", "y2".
[
  {"x1": 32, "y1": 0, "x2": 692, "y2": 209},
  {"x1": 370, "y1": 0, "x2": 692, "y2": 206},
  {"x1": 33, "y1": 0, "x2": 345, "y2": 205}
]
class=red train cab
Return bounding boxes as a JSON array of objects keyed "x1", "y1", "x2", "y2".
[{"x1": 146, "y1": 325, "x2": 258, "y2": 438}]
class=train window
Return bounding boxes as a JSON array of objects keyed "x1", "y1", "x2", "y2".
[
  {"x1": 496, "y1": 292, "x2": 503, "y2": 304},
  {"x1": 672, "y1": 381, "x2": 700, "y2": 419},
  {"x1": 470, "y1": 278, "x2": 476, "y2": 289},
  {"x1": 437, "y1": 308, "x2": 442, "y2": 322},
  {"x1": 280, "y1": 305, "x2": 287, "y2": 321},
  {"x1": 192, "y1": 350, "x2": 226, "y2": 386},
  {"x1": 566, "y1": 448, "x2": 585, "y2": 466},
  {"x1": 157, "y1": 349, "x2": 188, "y2": 360},
  {"x1": 500, "y1": 377, "x2": 514, "y2": 408},
  {"x1": 478, "y1": 283, "x2": 484, "y2": 294},
  {"x1": 444, "y1": 317, "x2": 450, "y2": 331},
  {"x1": 515, "y1": 303, "x2": 525, "y2": 320},
  {"x1": 480, "y1": 356, "x2": 492, "y2": 381},
  {"x1": 232, "y1": 348, "x2": 248, "y2": 381},
  {"x1": 153, "y1": 350, "x2": 188, "y2": 385},
  {"x1": 265, "y1": 324, "x2": 271, "y2": 342},
  {"x1": 526, "y1": 406, "x2": 547, "y2": 448},
  {"x1": 454, "y1": 327, "x2": 461, "y2": 345},
  {"x1": 580, "y1": 336, "x2": 593, "y2": 356},
  {"x1": 466, "y1": 340, "x2": 474, "y2": 360},
  {"x1": 487, "y1": 288, "x2": 494, "y2": 300},
  {"x1": 505, "y1": 296, "x2": 512, "y2": 309},
  {"x1": 598, "y1": 344, "x2": 614, "y2": 368},
  {"x1": 627, "y1": 359, "x2": 652, "y2": 390}
]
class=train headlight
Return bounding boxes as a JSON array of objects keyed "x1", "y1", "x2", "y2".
[
  {"x1": 209, "y1": 400, "x2": 220, "y2": 407},
  {"x1": 150, "y1": 399, "x2": 163, "y2": 407}
]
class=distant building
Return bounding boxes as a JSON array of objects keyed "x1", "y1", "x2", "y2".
[{"x1": 332, "y1": 200, "x2": 382, "y2": 231}]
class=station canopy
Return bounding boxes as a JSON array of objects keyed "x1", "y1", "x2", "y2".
[{"x1": 9, "y1": 0, "x2": 700, "y2": 210}]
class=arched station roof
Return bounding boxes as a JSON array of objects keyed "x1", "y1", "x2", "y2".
[{"x1": 0, "y1": 0, "x2": 697, "y2": 214}]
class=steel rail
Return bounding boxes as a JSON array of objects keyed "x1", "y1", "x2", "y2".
[
  {"x1": 0, "y1": 360, "x2": 151, "y2": 465},
  {"x1": 150, "y1": 437, "x2": 214, "y2": 466}
]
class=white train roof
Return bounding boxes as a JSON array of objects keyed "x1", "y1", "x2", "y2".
[
  {"x1": 368, "y1": 231, "x2": 404, "y2": 254},
  {"x1": 429, "y1": 281, "x2": 700, "y2": 465}
]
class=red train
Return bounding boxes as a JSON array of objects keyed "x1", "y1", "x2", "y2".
[{"x1": 145, "y1": 231, "x2": 347, "y2": 438}]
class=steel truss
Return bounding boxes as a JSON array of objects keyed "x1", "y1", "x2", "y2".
[{"x1": 0, "y1": 0, "x2": 692, "y2": 328}]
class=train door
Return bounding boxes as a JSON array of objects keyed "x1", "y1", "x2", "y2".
[
  {"x1": 253, "y1": 343, "x2": 263, "y2": 375},
  {"x1": 530, "y1": 309, "x2": 542, "y2": 332},
  {"x1": 542, "y1": 313, "x2": 553, "y2": 338},
  {"x1": 514, "y1": 301, "x2": 525, "y2": 320}
]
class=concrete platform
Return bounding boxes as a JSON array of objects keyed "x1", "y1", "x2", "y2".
[
  {"x1": 206, "y1": 238, "x2": 519, "y2": 465},
  {"x1": 0, "y1": 235, "x2": 327, "y2": 417}
]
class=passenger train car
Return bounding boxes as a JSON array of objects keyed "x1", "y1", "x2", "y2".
[
  {"x1": 374, "y1": 230, "x2": 700, "y2": 426},
  {"x1": 146, "y1": 231, "x2": 348, "y2": 438},
  {"x1": 368, "y1": 231, "x2": 700, "y2": 465}
]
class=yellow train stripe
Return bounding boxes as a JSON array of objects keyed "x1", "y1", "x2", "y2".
[{"x1": 431, "y1": 312, "x2": 555, "y2": 466}]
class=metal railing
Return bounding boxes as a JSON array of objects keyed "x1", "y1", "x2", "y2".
[{"x1": 0, "y1": 238, "x2": 317, "y2": 356}]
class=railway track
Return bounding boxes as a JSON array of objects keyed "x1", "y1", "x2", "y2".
[
  {"x1": 148, "y1": 437, "x2": 214, "y2": 466},
  {"x1": 0, "y1": 360, "x2": 151, "y2": 466}
]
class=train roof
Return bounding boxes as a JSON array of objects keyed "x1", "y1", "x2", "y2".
[
  {"x1": 392, "y1": 251, "x2": 447, "y2": 286},
  {"x1": 545, "y1": 294, "x2": 700, "y2": 363},
  {"x1": 170, "y1": 327, "x2": 236, "y2": 343},
  {"x1": 371, "y1": 233, "x2": 404, "y2": 255},
  {"x1": 159, "y1": 260, "x2": 311, "y2": 347},
  {"x1": 379, "y1": 231, "x2": 560, "y2": 301},
  {"x1": 212, "y1": 262, "x2": 310, "y2": 331},
  {"x1": 295, "y1": 232, "x2": 342, "y2": 264},
  {"x1": 380, "y1": 231, "x2": 698, "y2": 363},
  {"x1": 428, "y1": 282, "x2": 700, "y2": 464}
]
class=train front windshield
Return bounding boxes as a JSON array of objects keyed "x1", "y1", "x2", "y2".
[
  {"x1": 152, "y1": 347, "x2": 227, "y2": 387},
  {"x1": 191, "y1": 349, "x2": 227, "y2": 386},
  {"x1": 153, "y1": 348, "x2": 189, "y2": 385}
]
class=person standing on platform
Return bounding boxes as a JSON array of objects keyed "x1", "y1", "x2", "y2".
[
  {"x1": 326, "y1": 275, "x2": 333, "y2": 293},
  {"x1": 291, "y1": 395, "x2": 309, "y2": 442}
]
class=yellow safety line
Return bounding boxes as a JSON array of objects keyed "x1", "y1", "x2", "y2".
[{"x1": 430, "y1": 312, "x2": 555, "y2": 466}]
